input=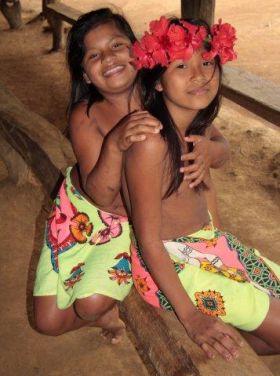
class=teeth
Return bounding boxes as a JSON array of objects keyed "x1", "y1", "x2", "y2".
[{"x1": 103, "y1": 65, "x2": 124, "y2": 77}]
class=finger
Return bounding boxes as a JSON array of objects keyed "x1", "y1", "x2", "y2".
[
  {"x1": 200, "y1": 342, "x2": 216, "y2": 359},
  {"x1": 223, "y1": 327, "x2": 244, "y2": 348},
  {"x1": 127, "y1": 118, "x2": 162, "y2": 130},
  {"x1": 184, "y1": 135, "x2": 202, "y2": 144},
  {"x1": 181, "y1": 152, "x2": 198, "y2": 161},
  {"x1": 212, "y1": 339, "x2": 236, "y2": 361},
  {"x1": 188, "y1": 172, "x2": 205, "y2": 188},
  {"x1": 182, "y1": 165, "x2": 205, "y2": 180},
  {"x1": 129, "y1": 123, "x2": 162, "y2": 134},
  {"x1": 180, "y1": 161, "x2": 204, "y2": 175}
]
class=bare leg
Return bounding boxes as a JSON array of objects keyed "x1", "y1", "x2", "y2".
[
  {"x1": 240, "y1": 297, "x2": 280, "y2": 355},
  {"x1": 34, "y1": 294, "x2": 125, "y2": 343}
]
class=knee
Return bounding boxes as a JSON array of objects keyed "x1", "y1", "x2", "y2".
[
  {"x1": 75, "y1": 294, "x2": 115, "y2": 321},
  {"x1": 33, "y1": 297, "x2": 65, "y2": 336},
  {"x1": 34, "y1": 313, "x2": 63, "y2": 336}
]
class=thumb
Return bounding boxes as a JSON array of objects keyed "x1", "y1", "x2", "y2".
[{"x1": 184, "y1": 135, "x2": 202, "y2": 144}]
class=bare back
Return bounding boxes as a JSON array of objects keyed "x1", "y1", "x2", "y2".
[{"x1": 122, "y1": 133, "x2": 209, "y2": 240}]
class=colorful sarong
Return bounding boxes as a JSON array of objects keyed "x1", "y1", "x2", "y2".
[
  {"x1": 34, "y1": 168, "x2": 133, "y2": 309},
  {"x1": 131, "y1": 222, "x2": 280, "y2": 331}
]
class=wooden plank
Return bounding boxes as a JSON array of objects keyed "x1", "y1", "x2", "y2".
[
  {"x1": 181, "y1": 0, "x2": 215, "y2": 25},
  {"x1": 45, "y1": 2, "x2": 82, "y2": 25},
  {"x1": 222, "y1": 66, "x2": 280, "y2": 126}
]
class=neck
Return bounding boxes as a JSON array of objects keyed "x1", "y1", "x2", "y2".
[
  {"x1": 101, "y1": 86, "x2": 140, "y2": 115},
  {"x1": 164, "y1": 100, "x2": 198, "y2": 136}
]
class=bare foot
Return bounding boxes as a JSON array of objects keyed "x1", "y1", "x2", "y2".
[{"x1": 95, "y1": 304, "x2": 125, "y2": 344}]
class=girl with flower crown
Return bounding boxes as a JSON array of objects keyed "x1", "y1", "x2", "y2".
[
  {"x1": 33, "y1": 9, "x2": 229, "y2": 343},
  {"x1": 123, "y1": 16, "x2": 280, "y2": 360}
]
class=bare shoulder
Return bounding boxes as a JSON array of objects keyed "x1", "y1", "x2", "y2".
[
  {"x1": 69, "y1": 102, "x2": 94, "y2": 129},
  {"x1": 126, "y1": 133, "x2": 166, "y2": 162}
]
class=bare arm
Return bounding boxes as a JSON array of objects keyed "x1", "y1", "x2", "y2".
[
  {"x1": 124, "y1": 134, "x2": 242, "y2": 360},
  {"x1": 70, "y1": 104, "x2": 161, "y2": 207}
]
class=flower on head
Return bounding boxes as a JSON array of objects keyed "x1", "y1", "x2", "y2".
[
  {"x1": 132, "y1": 16, "x2": 237, "y2": 69},
  {"x1": 202, "y1": 19, "x2": 237, "y2": 64}
]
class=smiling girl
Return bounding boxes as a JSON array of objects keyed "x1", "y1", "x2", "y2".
[{"x1": 123, "y1": 16, "x2": 280, "y2": 360}]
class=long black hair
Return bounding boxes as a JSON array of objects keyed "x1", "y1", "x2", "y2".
[
  {"x1": 139, "y1": 18, "x2": 222, "y2": 198},
  {"x1": 66, "y1": 8, "x2": 137, "y2": 118}
]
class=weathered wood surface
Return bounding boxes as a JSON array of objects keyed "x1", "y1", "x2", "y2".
[
  {"x1": 0, "y1": 83, "x2": 75, "y2": 194},
  {"x1": 122, "y1": 289, "x2": 274, "y2": 376},
  {"x1": 222, "y1": 66, "x2": 280, "y2": 126},
  {"x1": 44, "y1": 1, "x2": 81, "y2": 25},
  {"x1": 43, "y1": 0, "x2": 82, "y2": 50},
  {"x1": 181, "y1": 0, "x2": 215, "y2": 25},
  {"x1": 0, "y1": 83, "x2": 274, "y2": 375}
]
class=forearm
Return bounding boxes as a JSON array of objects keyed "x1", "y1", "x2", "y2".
[
  {"x1": 139, "y1": 239, "x2": 197, "y2": 322},
  {"x1": 84, "y1": 139, "x2": 123, "y2": 206},
  {"x1": 209, "y1": 136, "x2": 230, "y2": 168}
]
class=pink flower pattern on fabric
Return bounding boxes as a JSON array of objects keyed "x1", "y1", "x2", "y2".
[{"x1": 90, "y1": 210, "x2": 126, "y2": 245}]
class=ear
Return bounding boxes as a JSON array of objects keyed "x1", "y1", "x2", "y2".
[
  {"x1": 155, "y1": 80, "x2": 163, "y2": 92},
  {"x1": 83, "y1": 72, "x2": 91, "y2": 84}
]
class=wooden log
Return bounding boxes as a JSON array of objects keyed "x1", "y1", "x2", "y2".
[
  {"x1": 0, "y1": 134, "x2": 31, "y2": 185},
  {"x1": 121, "y1": 289, "x2": 274, "y2": 376},
  {"x1": 181, "y1": 0, "x2": 215, "y2": 25},
  {"x1": 0, "y1": 82, "x2": 75, "y2": 194}
]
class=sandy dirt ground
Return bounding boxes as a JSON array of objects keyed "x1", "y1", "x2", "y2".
[{"x1": 0, "y1": 1, "x2": 279, "y2": 375}]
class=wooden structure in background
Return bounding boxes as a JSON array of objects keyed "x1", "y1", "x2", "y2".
[
  {"x1": 0, "y1": 0, "x2": 22, "y2": 29},
  {"x1": 181, "y1": 0, "x2": 215, "y2": 25},
  {"x1": 0, "y1": 82, "x2": 275, "y2": 376},
  {"x1": 41, "y1": 1, "x2": 280, "y2": 127}
]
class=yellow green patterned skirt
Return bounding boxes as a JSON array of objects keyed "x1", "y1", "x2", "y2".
[
  {"x1": 131, "y1": 223, "x2": 280, "y2": 331},
  {"x1": 33, "y1": 168, "x2": 133, "y2": 309}
]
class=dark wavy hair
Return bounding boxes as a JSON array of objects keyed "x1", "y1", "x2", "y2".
[
  {"x1": 139, "y1": 18, "x2": 222, "y2": 198},
  {"x1": 66, "y1": 8, "x2": 137, "y2": 117}
]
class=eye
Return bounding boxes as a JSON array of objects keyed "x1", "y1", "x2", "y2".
[
  {"x1": 89, "y1": 52, "x2": 99, "y2": 60},
  {"x1": 203, "y1": 60, "x2": 215, "y2": 67},
  {"x1": 112, "y1": 41, "x2": 125, "y2": 49},
  {"x1": 176, "y1": 63, "x2": 187, "y2": 69}
]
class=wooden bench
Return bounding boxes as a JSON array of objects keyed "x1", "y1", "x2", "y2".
[
  {"x1": 0, "y1": 82, "x2": 274, "y2": 376},
  {"x1": 43, "y1": 1, "x2": 82, "y2": 51}
]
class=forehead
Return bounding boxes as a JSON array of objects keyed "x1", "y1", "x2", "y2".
[{"x1": 84, "y1": 22, "x2": 129, "y2": 48}]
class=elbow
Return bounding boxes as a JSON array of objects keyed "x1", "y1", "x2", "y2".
[{"x1": 84, "y1": 179, "x2": 119, "y2": 207}]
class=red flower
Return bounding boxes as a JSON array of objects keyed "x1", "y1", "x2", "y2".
[
  {"x1": 132, "y1": 16, "x2": 237, "y2": 69},
  {"x1": 203, "y1": 19, "x2": 237, "y2": 64},
  {"x1": 150, "y1": 16, "x2": 170, "y2": 37}
]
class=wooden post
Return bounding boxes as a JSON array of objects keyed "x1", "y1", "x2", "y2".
[
  {"x1": 0, "y1": 0, "x2": 22, "y2": 29},
  {"x1": 181, "y1": 0, "x2": 215, "y2": 25},
  {"x1": 43, "y1": 0, "x2": 64, "y2": 51}
]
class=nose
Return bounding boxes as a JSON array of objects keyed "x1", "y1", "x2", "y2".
[
  {"x1": 190, "y1": 66, "x2": 206, "y2": 83},
  {"x1": 101, "y1": 49, "x2": 116, "y2": 64}
]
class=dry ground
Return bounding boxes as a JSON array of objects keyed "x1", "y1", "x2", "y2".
[{"x1": 0, "y1": 1, "x2": 279, "y2": 375}]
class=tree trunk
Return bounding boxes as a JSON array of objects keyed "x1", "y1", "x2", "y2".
[
  {"x1": 0, "y1": 0, "x2": 22, "y2": 29},
  {"x1": 181, "y1": 0, "x2": 215, "y2": 25}
]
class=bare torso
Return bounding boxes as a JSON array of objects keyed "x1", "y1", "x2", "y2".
[{"x1": 122, "y1": 133, "x2": 209, "y2": 239}]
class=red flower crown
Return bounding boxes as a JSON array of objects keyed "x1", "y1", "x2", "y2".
[{"x1": 132, "y1": 16, "x2": 237, "y2": 69}]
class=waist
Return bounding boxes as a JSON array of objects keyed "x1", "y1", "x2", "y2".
[{"x1": 67, "y1": 166, "x2": 127, "y2": 218}]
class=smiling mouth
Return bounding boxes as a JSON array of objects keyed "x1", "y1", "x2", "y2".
[
  {"x1": 103, "y1": 65, "x2": 125, "y2": 77},
  {"x1": 188, "y1": 87, "x2": 209, "y2": 95}
]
